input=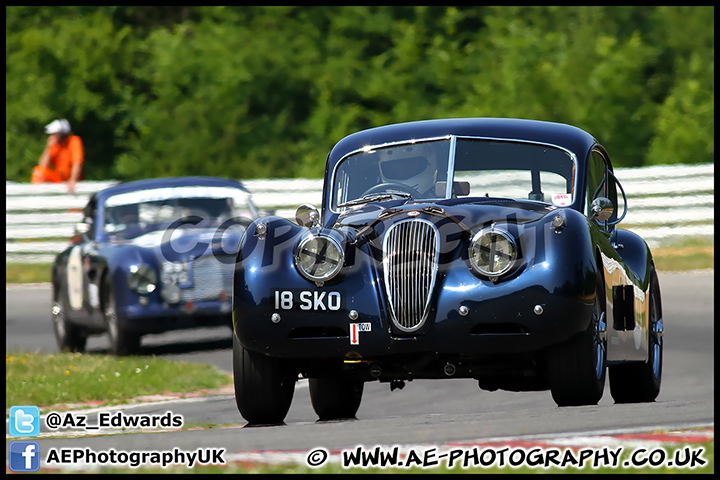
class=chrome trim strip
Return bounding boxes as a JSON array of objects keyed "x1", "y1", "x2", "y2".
[{"x1": 445, "y1": 135, "x2": 458, "y2": 198}]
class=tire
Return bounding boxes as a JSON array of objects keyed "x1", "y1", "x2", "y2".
[
  {"x1": 608, "y1": 265, "x2": 663, "y2": 403},
  {"x1": 309, "y1": 377, "x2": 364, "y2": 421},
  {"x1": 233, "y1": 333, "x2": 295, "y2": 425},
  {"x1": 52, "y1": 289, "x2": 87, "y2": 353},
  {"x1": 547, "y1": 268, "x2": 607, "y2": 406},
  {"x1": 103, "y1": 282, "x2": 141, "y2": 356}
]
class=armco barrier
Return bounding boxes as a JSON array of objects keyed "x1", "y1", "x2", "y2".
[{"x1": 5, "y1": 163, "x2": 714, "y2": 263}]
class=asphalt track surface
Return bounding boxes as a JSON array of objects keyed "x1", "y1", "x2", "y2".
[{"x1": 5, "y1": 271, "x2": 714, "y2": 469}]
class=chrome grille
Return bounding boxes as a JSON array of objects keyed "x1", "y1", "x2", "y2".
[
  {"x1": 180, "y1": 254, "x2": 235, "y2": 302},
  {"x1": 383, "y1": 219, "x2": 439, "y2": 331}
]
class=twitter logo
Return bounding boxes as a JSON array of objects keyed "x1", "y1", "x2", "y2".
[{"x1": 9, "y1": 406, "x2": 40, "y2": 437}]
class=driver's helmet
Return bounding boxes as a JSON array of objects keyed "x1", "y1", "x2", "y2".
[
  {"x1": 108, "y1": 203, "x2": 139, "y2": 226},
  {"x1": 378, "y1": 144, "x2": 438, "y2": 195}
]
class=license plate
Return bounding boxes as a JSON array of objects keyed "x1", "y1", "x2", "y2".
[
  {"x1": 161, "y1": 261, "x2": 192, "y2": 288},
  {"x1": 273, "y1": 289, "x2": 344, "y2": 311}
]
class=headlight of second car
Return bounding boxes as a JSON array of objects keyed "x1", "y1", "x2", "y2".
[
  {"x1": 468, "y1": 227, "x2": 517, "y2": 279},
  {"x1": 295, "y1": 234, "x2": 344, "y2": 283},
  {"x1": 127, "y1": 264, "x2": 157, "y2": 294}
]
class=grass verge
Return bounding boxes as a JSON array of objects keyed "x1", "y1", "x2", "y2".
[
  {"x1": 6, "y1": 262, "x2": 53, "y2": 284},
  {"x1": 5, "y1": 351, "x2": 231, "y2": 410},
  {"x1": 651, "y1": 237, "x2": 714, "y2": 272}
]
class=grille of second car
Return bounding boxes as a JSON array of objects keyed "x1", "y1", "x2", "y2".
[
  {"x1": 383, "y1": 219, "x2": 439, "y2": 332},
  {"x1": 180, "y1": 254, "x2": 235, "y2": 302}
]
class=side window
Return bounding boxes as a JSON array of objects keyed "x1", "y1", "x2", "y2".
[{"x1": 584, "y1": 150, "x2": 610, "y2": 228}]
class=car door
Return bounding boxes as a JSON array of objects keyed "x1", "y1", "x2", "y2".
[
  {"x1": 584, "y1": 148, "x2": 645, "y2": 362},
  {"x1": 65, "y1": 195, "x2": 105, "y2": 326}
]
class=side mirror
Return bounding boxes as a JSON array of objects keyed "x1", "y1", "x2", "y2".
[
  {"x1": 76, "y1": 222, "x2": 90, "y2": 235},
  {"x1": 295, "y1": 204, "x2": 320, "y2": 228},
  {"x1": 71, "y1": 222, "x2": 90, "y2": 244},
  {"x1": 591, "y1": 197, "x2": 614, "y2": 222}
]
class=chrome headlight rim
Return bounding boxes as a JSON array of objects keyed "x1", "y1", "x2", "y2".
[
  {"x1": 127, "y1": 263, "x2": 158, "y2": 294},
  {"x1": 468, "y1": 226, "x2": 518, "y2": 279},
  {"x1": 295, "y1": 233, "x2": 345, "y2": 283}
]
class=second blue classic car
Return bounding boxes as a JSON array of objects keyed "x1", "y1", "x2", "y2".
[
  {"x1": 232, "y1": 118, "x2": 663, "y2": 424},
  {"x1": 52, "y1": 176, "x2": 260, "y2": 355}
]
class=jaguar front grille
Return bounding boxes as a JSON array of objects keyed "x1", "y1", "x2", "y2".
[{"x1": 383, "y1": 219, "x2": 439, "y2": 332}]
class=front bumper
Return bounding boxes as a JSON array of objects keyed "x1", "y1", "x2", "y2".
[
  {"x1": 235, "y1": 283, "x2": 592, "y2": 360},
  {"x1": 120, "y1": 300, "x2": 232, "y2": 333}
]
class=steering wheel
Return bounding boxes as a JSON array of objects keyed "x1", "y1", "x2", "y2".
[{"x1": 361, "y1": 182, "x2": 421, "y2": 199}]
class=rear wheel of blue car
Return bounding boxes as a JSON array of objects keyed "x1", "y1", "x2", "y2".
[
  {"x1": 52, "y1": 290, "x2": 87, "y2": 352},
  {"x1": 548, "y1": 269, "x2": 607, "y2": 406},
  {"x1": 233, "y1": 334, "x2": 295, "y2": 425},
  {"x1": 608, "y1": 265, "x2": 663, "y2": 403},
  {"x1": 103, "y1": 282, "x2": 141, "y2": 356},
  {"x1": 309, "y1": 377, "x2": 364, "y2": 421}
]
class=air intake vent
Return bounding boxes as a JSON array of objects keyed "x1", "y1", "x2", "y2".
[{"x1": 383, "y1": 219, "x2": 439, "y2": 332}]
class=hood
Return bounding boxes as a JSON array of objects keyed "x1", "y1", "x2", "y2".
[
  {"x1": 112, "y1": 225, "x2": 245, "y2": 263},
  {"x1": 330, "y1": 197, "x2": 559, "y2": 233}
]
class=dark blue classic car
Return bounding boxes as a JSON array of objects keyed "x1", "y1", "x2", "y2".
[
  {"x1": 52, "y1": 176, "x2": 259, "y2": 355},
  {"x1": 232, "y1": 118, "x2": 663, "y2": 424}
]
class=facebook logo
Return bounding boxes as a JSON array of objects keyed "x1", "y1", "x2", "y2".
[
  {"x1": 9, "y1": 405, "x2": 40, "y2": 437},
  {"x1": 9, "y1": 441, "x2": 41, "y2": 472}
]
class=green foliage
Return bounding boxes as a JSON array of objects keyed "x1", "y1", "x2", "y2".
[{"x1": 5, "y1": 6, "x2": 714, "y2": 182}]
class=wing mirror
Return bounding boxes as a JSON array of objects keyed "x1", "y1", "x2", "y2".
[
  {"x1": 75, "y1": 222, "x2": 90, "y2": 235},
  {"x1": 295, "y1": 204, "x2": 320, "y2": 228},
  {"x1": 71, "y1": 222, "x2": 90, "y2": 244},
  {"x1": 591, "y1": 197, "x2": 614, "y2": 222}
]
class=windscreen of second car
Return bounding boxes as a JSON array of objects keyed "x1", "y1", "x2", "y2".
[
  {"x1": 452, "y1": 139, "x2": 576, "y2": 206},
  {"x1": 103, "y1": 186, "x2": 254, "y2": 238},
  {"x1": 331, "y1": 137, "x2": 576, "y2": 210}
]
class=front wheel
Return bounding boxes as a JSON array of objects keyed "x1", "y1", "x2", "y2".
[
  {"x1": 233, "y1": 334, "x2": 295, "y2": 425},
  {"x1": 52, "y1": 290, "x2": 87, "y2": 352},
  {"x1": 608, "y1": 265, "x2": 663, "y2": 403},
  {"x1": 309, "y1": 377, "x2": 364, "y2": 421},
  {"x1": 103, "y1": 282, "x2": 141, "y2": 356},
  {"x1": 547, "y1": 269, "x2": 607, "y2": 406}
]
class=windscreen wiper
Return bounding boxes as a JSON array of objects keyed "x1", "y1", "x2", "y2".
[{"x1": 338, "y1": 192, "x2": 412, "y2": 208}]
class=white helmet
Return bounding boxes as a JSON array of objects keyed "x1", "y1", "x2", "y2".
[
  {"x1": 378, "y1": 144, "x2": 439, "y2": 195},
  {"x1": 44, "y1": 119, "x2": 71, "y2": 135}
]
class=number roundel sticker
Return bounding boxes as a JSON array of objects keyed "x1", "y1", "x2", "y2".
[{"x1": 67, "y1": 246, "x2": 84, "y2": 310}]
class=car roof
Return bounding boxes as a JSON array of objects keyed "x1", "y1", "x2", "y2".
[
  {"x1": 94, "y1": 176, "x2": 250, "y2": 203},
  {"x1": 327, "y1": 118, "x2": 599, "y2": 166}
]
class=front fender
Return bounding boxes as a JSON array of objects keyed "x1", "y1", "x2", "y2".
[
  {"x1": 233, "y1": 216, "x2": 388, "y2": 355},
  {"x1": 615, "y1": 228, "x2": 653, "y2": 286},
  {"x1": 100, "y1": 245, "x2": 158, "y2": 312},
  {"x1": 433, "y1": 208, "x2": 599, "y2": 344}
]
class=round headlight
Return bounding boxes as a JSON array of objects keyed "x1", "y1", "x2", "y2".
[
  {"x1": 468, "y1": 227, "x2": 517, "y2": 278},
  {"x1": 128, "y1": 264, "x2": 157, "y2": 294},
  {"x1": 295, "y1": 234, "x2": 344, "y2": 282}
]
